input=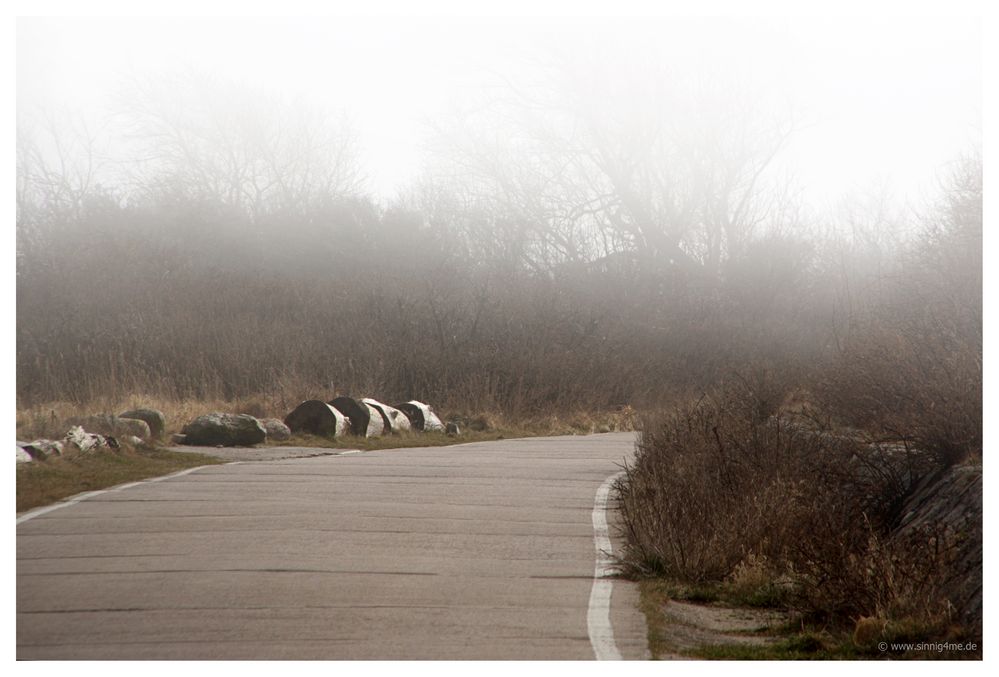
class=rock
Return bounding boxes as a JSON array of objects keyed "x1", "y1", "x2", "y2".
[
  {"x1": 119, "y1": 408, "x2": 166, "y2": 438},
  {"x1": 328, "y1": 397, "x2": 384, "y2": 437},
  {"x1": 64, "y1": 425, "x2": 119, "y2": 454},
  {"x1": 22, "y1": 439, "x2": 64, "y2": 459},
  {"x1": 261, "y1": 417, "x2": 292, "y2": 441},
  {"x1": 893, "y1": 463, "x2": 982, "y2": 639},
  {"x1": 67, "y1": 415, "x2": 151, "y2": 441},
  {"x1": 171, "y1": 433, "x2": 187, "y2": 445},
  {"x1": 284, "y1": 400, "x2": 348, "y2": 437},
  {"x1": 181, "y1": 413, "x2": 266, "y2": 447},
  {"x1": 445, "y1": 422, "x2": 461, "y2": 436},
  {"x1": 16, "y1": 443, "x2": 33, "y2": 463},
  {"x1": 361, "y1": 398, "x2": 412, "y2": 434},
  {"x1": 395, "y1": 401, "x2": 445, "y2": 432}
]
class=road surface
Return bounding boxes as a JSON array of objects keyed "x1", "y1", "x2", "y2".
[{"x1": 17, "y1": 433, "x2": 648, "y2": 659}]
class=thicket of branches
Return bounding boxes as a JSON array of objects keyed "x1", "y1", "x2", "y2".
[{"x1": 16, "y1": 72, "x2": 980, "y2": 436}]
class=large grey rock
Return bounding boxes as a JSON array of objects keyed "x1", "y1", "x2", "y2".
[
  {"x1": 119, "y1": 408, "x2": 166, "y2": 439},
  {"x1": 328, "y1": 397, "x2": 384, "y2": 437},
  {"x1": 395, "y1": 401, "x2": 445, "y2": 432},
  {"x1": 261, "y1": 418, "x2": 292, "y2": 441},
  {"x1": 67, "y1": 415, "x2": 151, "y2": 441},
  {"x1": 284, "y1": 400, "x2": 348, "y2": 438},
  {"x1": 361, "y1": 398, "x2": 412, "y2": 434},
  {"x1": 893, "y1": 463, "x2": 982, "y2": 640},
  {"x1": 181, "y1": 413, "x2": 266, "y2": 447}
]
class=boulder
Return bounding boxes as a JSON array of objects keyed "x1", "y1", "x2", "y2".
[
  {"x1": 284, "y1": 400, "x2": 348, "y2": 438},
  {"x1": 361, "y1": 398, "x2": 412, "y2": 434},
  {"x1": 67, "y1": 415, "x2": 151, "y2": 441},
  {"x1": 22, "y1": 439, "x2": 64, "y2": 459},
  {"x1": 261, "y1": 417, "x2": 292, "y2": 441},
  {"x1": 16, "y1": 443, "x2": 32, "y2": 463},
  {"x1": 893, "y1": 464, "x2": 982, "y2": 639},
  {"x1": 395, "y1": 400, "x2": 445, "y2": 432},
  {"x1": 181, "y1": 413, "x2": 266, "y2": 447},
  {"x1": 119, "y1": 408, "x2": 166, "y2": 439},
  {"x1": 64, "y1": 425, "x2": 119, "y2": 454},
  {"x1": 328, "y1": 397, "x2": 384, "y2": 437}
]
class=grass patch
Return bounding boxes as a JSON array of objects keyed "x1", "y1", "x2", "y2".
[
  {"x1": 266, "y1": 425, "x2": 617, "y2": 452},
  {"x1": 638, "y1": 579, "x2": 683, "y2": 659},
  {"x1": 17, "y1": 448, "x2": 223, "y2": 513},
  {"x1": 637, "y1": 575, "x2": 976, "y2": 660},
  {"x1": 636, "y1": 575, "x2": 788, "y2": 610},
  {"x1": 270, "y1": 430, "x2": 504, "y2": 451},
  {"x1": 688, "y1": 633, "x2": 858, "y2": 660},
  {"x1": 638, "y1": 578, "x2": 792, "y2": 659}
]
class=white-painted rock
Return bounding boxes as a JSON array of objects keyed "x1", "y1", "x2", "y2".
[
  {"x1": 283, "y1": 400, "x2": 348, "y2": 438},
  {"x1": 22, "y1": 439, "x2": 64, "y2": 459},
  {"x1": 395, "y1": 401, "x2": 445, "y2": 432},
  {"x1": 328, "y1": 397, "x2": 384, "y2": 437},
  {"x1": 361, "y1": 398, "x2": 412, "y2": 434},
  {"x1": 64, "y1": 425, "x2": 118, "y2": 454}
]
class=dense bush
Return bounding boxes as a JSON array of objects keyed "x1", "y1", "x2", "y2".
[{"x1": 618, "y1": 374, "x2": 976, "y2": 631}]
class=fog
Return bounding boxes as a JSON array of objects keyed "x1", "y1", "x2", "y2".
[
  {"x1": 13, "y1": 11, "x2": 984, "y2": 657},
  {"x1": 18, "y1": 15, "x2": 980, "y2": 206},
  {"x1": 15, "y1": 12, "x2": 982, "y2": 426}
]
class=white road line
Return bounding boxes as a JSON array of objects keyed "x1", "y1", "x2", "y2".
[
  {"x1": 587, "y1": 470, "x2": 625, "y2": 660},
  {"x1": 16, "y1": 464, "x2": 219, "y2": 525}
]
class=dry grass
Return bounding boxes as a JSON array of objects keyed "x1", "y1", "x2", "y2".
[{"x1": 16, "y1": 446, "x2": 223, "y2": 512}]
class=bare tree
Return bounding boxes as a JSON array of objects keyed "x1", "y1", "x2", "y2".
[
  {"x1": 16, "y1": 111, "x2": 111, "y2": 226},
  {"x1": 426, "y1": 49, "x2": 797, "y2": 280},
  {"x1": 116, "y1": 72, "x2": 364, "y2": 219}
]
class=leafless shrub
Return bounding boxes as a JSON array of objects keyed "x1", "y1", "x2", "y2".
[{"x1": 615, "y1": 369, "x2": 975, "y2": 634}]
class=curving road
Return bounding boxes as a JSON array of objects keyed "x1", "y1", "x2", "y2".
[{"x1": 16, "y1": 433, "x2": 648, "y2": 659}]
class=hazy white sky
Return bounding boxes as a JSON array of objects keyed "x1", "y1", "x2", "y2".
[{"x1": 17, "y1": 14, "x2": 981, "y2": 210}]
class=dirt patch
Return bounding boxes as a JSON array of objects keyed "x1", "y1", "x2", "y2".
[
  {"x1": 639, "y1": 580, "x2": 791, "y2": 659},
  {"x1": 659, "y1": 600, "x2": 785, "y2": 652}
]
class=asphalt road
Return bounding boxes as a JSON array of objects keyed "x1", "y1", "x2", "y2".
[{"x1": 16, "y1": 433, "x2": 648, "y2": 659}]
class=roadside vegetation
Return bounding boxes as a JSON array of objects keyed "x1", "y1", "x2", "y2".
[
  {"x1": 617, "y1": 158, "x2": 982, "y2": 658},
  {"x1": 16, "y1": 445, "x2": 223, "y2": 513}
]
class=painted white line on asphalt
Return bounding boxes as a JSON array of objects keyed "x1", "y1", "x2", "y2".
[
  {"x1": 588, "y1": 470, "x2": 625, "y2": 660},
  {"x1": 16, "y1": 464, "x2": 224, "y2": 525}
]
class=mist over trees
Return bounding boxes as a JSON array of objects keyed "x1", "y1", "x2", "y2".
[
  {"x1": 14, "y1": 17, "x2": 983, "y2": 654},
  {"x1": 16, "y1": 58, "x2": 981, "y2": 460}
]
